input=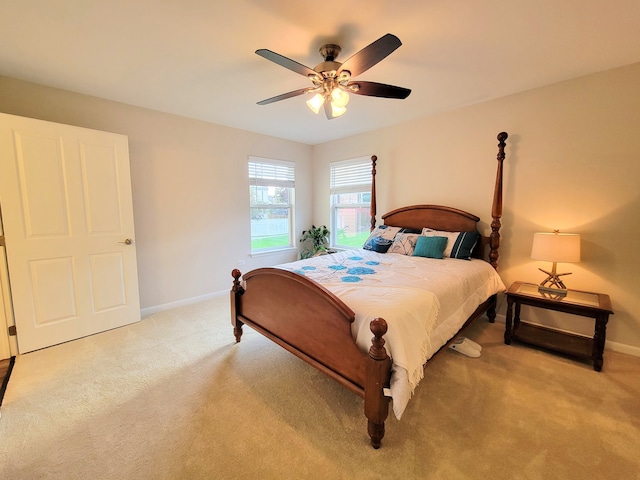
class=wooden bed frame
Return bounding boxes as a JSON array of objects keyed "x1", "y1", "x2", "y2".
[{"x1": 231, "y1": 132, "x2": 508, "y2": 448}]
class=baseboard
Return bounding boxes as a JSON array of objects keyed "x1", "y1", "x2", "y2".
[
  {"x1": 493, "y1": 313, "x2": 640, "y2": 358},
  {"x1": 605, "y1": 340, "x2": 640, "y2": 357},
  {"x1": 140, "y1": 290, "x2": 227, "y2": 317}
]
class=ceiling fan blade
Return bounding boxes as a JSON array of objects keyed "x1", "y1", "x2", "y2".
[
  {"x1": 256, "y1": 49, "x2": 319, "y2": 78},
  {"x1": 257, "y1": 88, "x2": 310, "y2": 105},
  {"x1": 338, "y1": 33, "x2": 402, "y2": 77},
  {"x1": 348, "y1": 81, "x2": 411, "y2": 99}
]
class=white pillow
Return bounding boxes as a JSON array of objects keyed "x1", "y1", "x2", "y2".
[
  {"x1": 388, "y1": 233, "x2": 420, "y2": 255},
  {"x1": 364, "y1": 225, "x2": 401, "y2": 242}
]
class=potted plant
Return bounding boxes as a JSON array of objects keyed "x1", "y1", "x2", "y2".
[{"x1": 300, "y1": 225, "x2": 331, "y2": 259}]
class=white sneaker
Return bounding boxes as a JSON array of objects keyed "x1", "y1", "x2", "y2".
[
  {"x1": 448, "y1": 337, "x2": 481, "y2": 358},
  {"x1": 462, "y1": 337, "x2": 482, "y2": 352}
]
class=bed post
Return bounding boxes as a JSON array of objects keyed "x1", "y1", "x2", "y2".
[
  {"x1": 490, "y1": 132, "x2": 508, "y2": 270},
  {"x1": 364, "y1": 317, "x2": 391, "y2": 449},
  {"x1": 231, "y1": 269, "x2": 245, "y2": 342},
  {"x1": 370, "y1": 155, "x2": 377, "y2": 232}
]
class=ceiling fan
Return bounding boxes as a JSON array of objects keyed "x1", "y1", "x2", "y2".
[{"x1": 255, "y1": 33, "x2": 411, "y2": 120}]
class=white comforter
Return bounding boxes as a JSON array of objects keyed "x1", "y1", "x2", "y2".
[{"x1": 277, "y1": 248, "x2": 505, "y2": 419}]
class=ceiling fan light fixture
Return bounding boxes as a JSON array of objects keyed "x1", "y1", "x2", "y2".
[
  {"x1": 331, "y1": 88, "x2": 349, "y2": 108},
  {"x1": 330, "y1": 103, "x2": 347, "y2": 118},
  {"x1": 256, "y1": 33, "x2": 411, "y2": 120},
  {"x1": 306, "y1": 93, "x2": 325, "y2": 114}
]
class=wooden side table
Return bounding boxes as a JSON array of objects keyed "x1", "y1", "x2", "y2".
[{"x1": 504, "y1": 281, "x2": 613, "y2": 371}]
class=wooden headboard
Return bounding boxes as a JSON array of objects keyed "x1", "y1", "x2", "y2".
[
  {"x1": 381, "y1": 204, "x2": 488, "y2": 261},
  {"x1": 382, "y1": 204, "x2": 480, "y2": 232},
  {"x1": 369, "y1": 132, "x2": 508, "y2": 269}
]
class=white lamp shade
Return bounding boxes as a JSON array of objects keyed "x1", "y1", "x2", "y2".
[
  {"x1": 531, "y1": 232, "x2": 581, "y2": 263},
  {"x1": 331, "y1": 88, "x2": 350, "y2": 108},
  {"x1": 330, "y1": 104, "x2": 347, "y2": 117},
  {"x1": 306, "y1": 93, "x2": 325, "y2": 114}
]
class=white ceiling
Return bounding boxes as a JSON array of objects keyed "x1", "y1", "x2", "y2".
[{"x1": 2, "y1": 0, "x2": 640, "y2": 145}]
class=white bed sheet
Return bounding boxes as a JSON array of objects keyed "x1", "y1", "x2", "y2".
[{"x1": 277, "y1": 248, "x2": 505, "y2": 419}]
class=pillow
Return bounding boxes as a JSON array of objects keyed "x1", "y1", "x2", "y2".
[
  {"x1": 413, "y1": 236, "x2": 448, "y2": 259},
  {"x1": 421, "y1": 228, "x2": 480, "y2": 260},
  {"x1": 388, "y1": 233, "x2": 420, "y2": 255},
  {"x1": 362, "y1": 225, "x2": 401, "y2": 247},
  {"x1": 363, "y1": 236, "x2": 393, "y2": 253},
  {"x1": 398, "y1": 227, "x2": 422, "y2": 234}
]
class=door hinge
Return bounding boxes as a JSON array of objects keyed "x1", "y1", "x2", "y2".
[{"x1": 8, "y1": 325, "x2": 16, "y2": 336}]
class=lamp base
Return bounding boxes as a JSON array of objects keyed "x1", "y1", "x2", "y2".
[
  {"x1": 537, "y1": 284, "x2": 568, "y2": 299},
  {"x1": 538, "y1": 263, "x2": 572, "y2": 290}
]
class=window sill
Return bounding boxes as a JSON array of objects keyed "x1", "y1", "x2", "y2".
[{"x1": 250, "y1": 247, "x2": 298, "y2": 258}]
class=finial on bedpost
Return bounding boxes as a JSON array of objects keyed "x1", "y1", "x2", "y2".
[
  {"x1": 369, "y1": 317, "x2": 388, "y2": 360},
  {"x1": 232, "y1": 269, "x2": 243, "y2": 294},
  {"x1": 370, "y1": 155, "x2": 377, "y2": 232},
  {"x1": 490, "y1": 132, "x2": 508, "y2": 269}
]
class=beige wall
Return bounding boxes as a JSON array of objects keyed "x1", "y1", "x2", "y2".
[
  {"x1": 2, "y1": 62, "x2": 639, "y2": 354},
  {"x1": 0, "y1": 76, "x2": 312, "y2": 311},
  {"x1": 312, "y1": 62, "x2": 640, "y2": 353}
]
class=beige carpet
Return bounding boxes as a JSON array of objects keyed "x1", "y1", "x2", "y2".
[{"x1": 0, "y1": 295, "x2": 638, "y2": 480}]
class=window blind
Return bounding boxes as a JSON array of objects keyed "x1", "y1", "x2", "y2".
[
  {"x1": 249, "y1": 158, "x2": 295, "y2": 188},
  {"x1": 330, "y1": 157, "x2": 371, "y2": 195}
]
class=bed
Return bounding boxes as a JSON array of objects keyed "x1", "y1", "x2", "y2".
[{"x1": 230, "y1": 132, "x2": 508, "y2": 448}]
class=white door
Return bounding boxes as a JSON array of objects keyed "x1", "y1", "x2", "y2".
[{"x1": 0, "y1": 113, "x2": 140, "y2": 353}]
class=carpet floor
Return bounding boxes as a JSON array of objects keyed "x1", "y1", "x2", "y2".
[{"x1": 0, "y1": 295, "x2": 638, "y2": 479}]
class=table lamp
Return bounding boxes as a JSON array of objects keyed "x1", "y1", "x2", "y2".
[{"x1": 531, "y1": 230, "x2": 581, "y2": 290}]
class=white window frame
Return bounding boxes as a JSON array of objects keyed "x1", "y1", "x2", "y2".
[
  {"x1": 329, "y1": 156, "x2": 372, "y2": 249},
  {"x1": 248, "y1": 157, "x2": 295, "y2": 253}
]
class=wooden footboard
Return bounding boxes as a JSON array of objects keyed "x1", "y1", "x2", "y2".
[{"x1": 231, "y1": 268, "x2": 392, "y2": 448}]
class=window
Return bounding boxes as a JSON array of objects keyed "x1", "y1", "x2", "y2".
[
  {"x1": 330, "y1": 157, "x2": 372, "y2": 249},
  {"x1": 249, "y1": 157, "x2": 295, "y2": 253}
]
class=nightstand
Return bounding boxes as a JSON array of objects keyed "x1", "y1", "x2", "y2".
[{"x1": 504, "y1": 281, "x2": 613, "y2": 371}]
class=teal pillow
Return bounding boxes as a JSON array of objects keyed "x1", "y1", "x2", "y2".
[{"x1": 413, "y1": 236, "x2": 448, "y2": 259}]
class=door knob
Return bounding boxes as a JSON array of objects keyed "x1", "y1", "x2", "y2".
[{"x1": 119, "y1": 238, "x2": 133, "y2": 245}]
